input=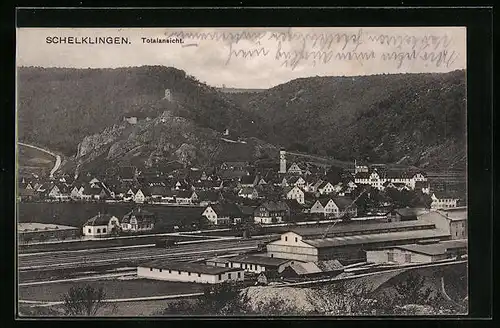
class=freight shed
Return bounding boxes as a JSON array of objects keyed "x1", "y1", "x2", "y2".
[{"x1": 266, "y1": 220, "x2": 452, "y2": 263}]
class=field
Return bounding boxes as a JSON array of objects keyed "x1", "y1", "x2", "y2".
[
  {"x1": 17, "y1": 202, "x2": 206, "y2": 229},
  {"x1": 17, "y1": 143, "x2": 55, "y2": 178},
  {"x1": 18, "y1": 277, "x2": 205, "y2": 302}
]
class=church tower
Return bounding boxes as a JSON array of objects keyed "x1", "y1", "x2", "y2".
[{"x1": 279, "y1": 150, "x2": 287, "y2": 174}]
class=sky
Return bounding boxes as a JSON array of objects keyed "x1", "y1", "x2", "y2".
[{"x1": 17, "y1": 27, "x2": 466, "y2": 89}]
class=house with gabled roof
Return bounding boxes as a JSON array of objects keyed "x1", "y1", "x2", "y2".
[
  {"x1": 197, "y1": 190, "x2": 221, "y2": 207},
  {"x1": 253, "y1": 200, "x2": 290, "y2": 224},
  {"x1": 287, "y1": 162, "x2": 303, "y2": 175},
  {"x1": 284, "y1": 186, "x2": 305, "y2": 205},
  {"x1": 317, "y1": 181, "x2": 335, "y2": 195},
  {"x1": 175, "y1": 190, "x2": 198, "y2": 205},
  {"x1": 202, "y1": 203, "x2": 243, "y2": 225},
  {"x1": 310, "y1": 197, "x2": 357, "y2": 218},
  {"x1": 121, "y1": 207, "x2": 156, "y2": 232},
  {"x1": 238, "y1": 186, "x2": 259, "y2": 200},
  {"x1": 82, "y1": 213, "x2": 120, "y2": 237}
]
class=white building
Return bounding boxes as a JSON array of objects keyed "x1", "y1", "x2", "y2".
[
  {"x1": 202, "y1": 204, "x2": 242, "y2": 225},
  {"x1": 430, "y1": 192, "x2": 460, "y2": 209},
  {"x1": 309, "y1": 197, "x2": 357, "y2": 218},
  {"x1": 317, "y1": 181, "x2": 335, "y2": 195},
  {"x1": 137, "y1": 261, "x2": 244, "y2": 284},
  {"x1": 133, "y1": 189, "x2": 146, "y2": 203},
  {"x1": 82, "y1": 213, "x2": 120, "y2": 237},
  {"x1": 354, "y1": 168, "x2": 428, "y2": 191},
  {"x1": 366, "y1": 239, "x2": 467, "y2": 264},
  {"x1": 285, "y1": 186, "x2": 305, "y2": 204}
]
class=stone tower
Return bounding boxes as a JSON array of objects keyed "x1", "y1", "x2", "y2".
[
  {"x1": 279, "y1": 150, "x2": 287, "y2": 174},
  {"x1": 163, "y1": 89, "x2": 172, "y2": 101}
]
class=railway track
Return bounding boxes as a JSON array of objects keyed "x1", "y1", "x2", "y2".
[{"x1": 18, "y1": 238, "x2": 274, "y2": 271}]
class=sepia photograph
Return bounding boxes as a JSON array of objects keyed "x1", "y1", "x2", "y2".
[{"x1": 16, "y1": 26, "x2": 468, "y2": 317}]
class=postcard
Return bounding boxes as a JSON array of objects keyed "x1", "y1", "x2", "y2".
[{"x1": 16, "y1": 26, "x2": 467, "y2": 317}]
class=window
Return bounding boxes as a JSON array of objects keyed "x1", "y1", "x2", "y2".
[
  {"x1": 102, "y1": 228, "x2": 106, "y2": 233},
  {"x1": 198, "y1": 273, "x2": 201, "y2": 277},
  {"x1": 271, "y1": 254, "x2": 273, "y2": 258},
  {"x1": 228, "y1": 273, "x2": 232, "y2": 279},
  {"x1": 388, "y1": 252, "x2": 395, "y2": 262},
  {"x1": 169, "y1": 270, "x2": 172, "y2": 273},
  {"x1": 88, "y1": 229, "x2": 91, "y2": 233},
  {"x1": 237, "y1": 272, "x2": 241, "y2": 278},
  {"x1": 218, "y1": 274, "x2": 222, "y2": 280},
  {"x1": 285, "y1": 236, "x2": 288, "y2": 241},
  {"x1": 96, "y1": 228, "x2": 101, "y2": 233},
  {"x1": 188, "y1": 272, "x2": 191, "y2": 276},
  {"x1": 159, "y1": 269, "x2": 162, "y2": 272},
  {"x1": 178, "y1": 271, "x2": 181, "y2": 275},
  {"x1": 295, "y1": 237, "x2": 298, "y2": 242},
  {"x1": 150, "y1": 268, "x2": 153, "y2": 271}
]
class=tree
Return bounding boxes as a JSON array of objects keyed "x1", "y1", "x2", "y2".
[
  {"x1": 62, "y1": 285, "x2": 107, "y2": 316},
  {"x1": 394, "y1": 273, "x2": 434, "y2": 305}
]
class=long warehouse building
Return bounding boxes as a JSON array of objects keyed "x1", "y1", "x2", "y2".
[{"x1": 266, "y1": 210, "x2": 465, "y2": 263}]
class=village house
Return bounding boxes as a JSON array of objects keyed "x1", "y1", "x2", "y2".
[
  {"x1": 282, "y1": 176, "x2": 306, "y2": 189},
  {"x1": 253, "y1": 200, "x2": 290, "y2": 224},
  {"x1": 287, "y1": 162, "x2": 303, "y2": 175},
  {"x1": 47, "y1": 183, "x2": 70, "y2": 201},
  {"x1": 220, "y1": 161, "x2": 249, "y2": 171},
  {"x1": 82, "y1": 213, "x2": 120, "y2": 238},
  {"x1": 133, "y1": 188, "x2": 148, "y2": 204},
  {"x1": 317, "y1": 181, "x2": 336, "y2": 195},
  {"x1": 137, "y1": 261, "x2": 244, "y2": 284},
  {"x1": 387, "y1": 208, "x2": 428, "y2": 222},
  {"x1": 121, "y1": 207, "x2": 156, "y2": 232},
  {"x1": 175, "y1": 190, "x2": 198, "y2": 205},
  {"x1": 309, "y1": 197, "x2": 358, "y2": 218},
  {"x1": 238, "y1": 186, "x2": 259, "y2": 199},
  {"x1": 196, "y1": 190, "x2": 220, "y2": 207},
  {"x1": 202, "y1": 203, "x2": 243, "y2": 225},
  {"x1": 365, "y1": 239, "x2": 467, "y2": 264},
  {"x1": 285, "y1": 186, "x2": 305, "y2": 205},
  {"x1": 239, "y1": 175, "x2": 259, "y2": 188}
]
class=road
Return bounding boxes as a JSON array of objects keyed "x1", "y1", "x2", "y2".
[
  {"x1": 18, "y1": 142, "x2": 62, "y2": 177},
  {"x1": 18, "y1": 237, "x2": 275, "y2": 271}
]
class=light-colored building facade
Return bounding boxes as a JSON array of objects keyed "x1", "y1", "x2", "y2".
[
  {"x1": 286, "y1": 186, "x2": 305, "y2": 204},
  {"x1": 137, "y1": 261, "x2": 244, "y2": 284},
  {"x1": 82, "y1": 214, "x2": 120, "y2": 237}
]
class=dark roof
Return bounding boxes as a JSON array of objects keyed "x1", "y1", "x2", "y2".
[
  {"x1": 238, "y1": 205, "x2": 257, "y2": 216},
  {"x1": 303, "y1": 229, "x2": 449, "y2": 249},
  {"x1": 289, "y1": 220, "x2": 437, "y2": 239},
  {"x1": 197, "y1": 190, "x2": 220, "y2": 202},
  {"x1": 239, "y1": 186, "x2": 257, "y2": 195},
  {"x1": 393, "y1": 239, "x2": 467, "y2": 256},
  {"x1": 432, "y1": 191, "x2": 462, "y2": 199},
  {"x1": 84, "y1": 214, "x2": 118, "y2": 226},
  {"x1": 316, "y1": 259, "x2": 344, "y2": 271},
  {"x1": 210, "y1": 203, "x2": 242, "y2": 217},
  {"x1": 140, "y1": 261, "x2": 242, "y2": 275},
  {"x1": 176, "y1": 190, "x2": 195, "y2": 198},
  {"x1": 332, "y1": 197, "x2": 356, "y2": 211},
  {"x1": 122, "y1": 209, "x2": 156, "y2": 224},
  {"x1": 240, "y1": 175, "x2": 256, "y2": 185},
  {"x1": 227, "y1": 254, "x2": 291, "y2": 267},
  {"x1": 257, "y1": 200, "x2": 289, "y2": 213},
  {"x1": 355, "y1": 172, "x2": 370, "y2": 179}
]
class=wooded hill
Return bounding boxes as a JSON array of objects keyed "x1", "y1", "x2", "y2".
[{"x1": 17, "y1": 66, "x2": 466, "y2": 171}]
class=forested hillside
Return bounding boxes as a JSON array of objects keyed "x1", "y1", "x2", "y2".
[
  {"x1": 230, "y1": 70, "x2": 466, "y2": 170},
  {"x1": 17, "y1": 66, "x2": 267, "y2": 156},
  {"x1": 17, "y1": 66, "x2": 466, "y2": 171}
]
